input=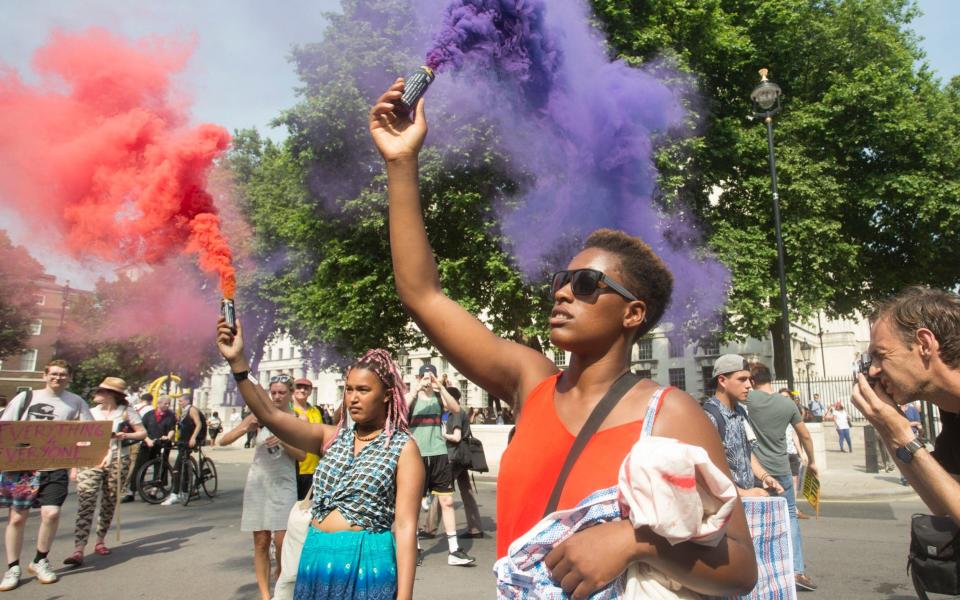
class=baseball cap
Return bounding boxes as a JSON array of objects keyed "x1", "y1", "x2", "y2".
[
  {"x1": 294, "y1": 378, "x2": 313, "y2": 388},
  {"x1": 712, "y1": 354, "x2": 749, "y2": 379},
  {"x1": 418, "y1": 363, "x2": 438, "y2": 377}
]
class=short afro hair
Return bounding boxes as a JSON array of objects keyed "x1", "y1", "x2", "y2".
[{"x1": 584, "y1": 229, "x2": 673, "y2": 338}]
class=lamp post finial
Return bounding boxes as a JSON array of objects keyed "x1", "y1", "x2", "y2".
[{"x1": 759, "y1": 67, "x2": 769, "y2": 82}]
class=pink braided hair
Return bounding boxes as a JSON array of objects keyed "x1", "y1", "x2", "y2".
[{"x1": 324, "y1": 349, "x2": 409, "y2": 451}]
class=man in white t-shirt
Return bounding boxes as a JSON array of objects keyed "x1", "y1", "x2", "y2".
[{"x1": 0, "y1": 359, "x2": 94, "y2": 591}]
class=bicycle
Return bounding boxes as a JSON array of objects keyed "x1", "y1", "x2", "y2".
[
  {"x1": 184, "y1": 444, "x2": 218, "y2": 505},
  {"x1": 135, "y1": 439, "x2": 218, "y2": 504}
]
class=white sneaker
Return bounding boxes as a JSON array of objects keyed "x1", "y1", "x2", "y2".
[
  {"x1": 160, "y1": 493, "x2": 180, "y2": 506},
  {"x1": 421, "y1": 495, "x2": 432, "y2": 511},
  {"x1": 0, "y1": 565, "x2": 20, "y2": 591},
  {"x1": 28, "y1": 558, "x2": 58, "y2": 584},
  {"x1": 447, "y1": 549, "x2": 476, "y2": 566}
]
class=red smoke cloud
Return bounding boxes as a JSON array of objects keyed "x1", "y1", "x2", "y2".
[{"x1": 0, "y1": 28, "x2": 235, "y2": 297}]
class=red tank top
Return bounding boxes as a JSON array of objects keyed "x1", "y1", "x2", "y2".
[{"x1": 495, "y1": 374, "x2": 667, "y2": 558}]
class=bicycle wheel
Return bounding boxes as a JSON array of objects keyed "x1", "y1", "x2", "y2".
[
  {"x1": 180, "y1": 458, "x2": 198, "y2": 506},
  {"x1": 136, "y1": 457, "x2": 170, "y2": 504},
  {"x1": 200, "y1": 456, "x2": 218, "y2": 497}
]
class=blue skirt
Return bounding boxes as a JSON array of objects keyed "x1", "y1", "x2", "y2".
[{"x1": 294, "y1": 528, "x2": 397, "y2": 600}]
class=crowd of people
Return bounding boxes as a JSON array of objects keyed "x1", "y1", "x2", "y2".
[{"x1": 1, "y1": 76, "x2": 959, "y2": 600}]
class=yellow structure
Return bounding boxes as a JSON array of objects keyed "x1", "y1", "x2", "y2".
[{"x1": 145, "y1": 373, "x2": 192, "y2": 441}]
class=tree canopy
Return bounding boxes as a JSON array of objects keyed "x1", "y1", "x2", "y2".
[
  {"x1": 0, "y1": 231, "x2": 43, "y2": 363},
  {"x1": 227, "y1": 0, "x2": 549, "y2": 365},
  {"x1": 229, "y1": 0, "x2": 959, "y2": 379},
  {"x1": 591, "y1": 0, "x2": 960, "y2": 374}
]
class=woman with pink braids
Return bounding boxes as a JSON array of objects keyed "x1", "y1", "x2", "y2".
[{"x1": 216, "y1": 319, "x2": 425, "y2": 600}]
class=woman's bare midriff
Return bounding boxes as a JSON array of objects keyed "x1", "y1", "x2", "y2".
[{"x1": 312, "y1": 508, "x2": 363, "y2": 533}]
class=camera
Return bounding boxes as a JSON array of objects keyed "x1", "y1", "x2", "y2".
[{"x1": 855, "y1": 353, "x2": 877, "y2": 385}]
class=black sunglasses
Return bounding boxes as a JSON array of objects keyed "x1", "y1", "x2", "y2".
[{"x1": 550, "y1": 269, "x2": 638, "y2": 302}]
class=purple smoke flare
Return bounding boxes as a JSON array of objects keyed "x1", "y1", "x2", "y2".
[{"x1": 421, "y1": 0, "x2": 729, "y2": 330}]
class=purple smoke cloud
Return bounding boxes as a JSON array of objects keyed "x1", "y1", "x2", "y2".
[{"x1": 420, "y1": 0, "x2": 729, "y2": 330}]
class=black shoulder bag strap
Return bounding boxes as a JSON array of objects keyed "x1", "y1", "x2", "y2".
[
  {"x1": 15, "y1": 389, "x2": 34, "y2": 421},
  {"x1": 542, "y1": 371, "x2": 641, "y2": 517}
]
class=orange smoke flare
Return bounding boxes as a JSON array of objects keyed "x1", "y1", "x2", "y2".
[{"x1": 0, "y1": 28, "x2": 235, "y2": 294}]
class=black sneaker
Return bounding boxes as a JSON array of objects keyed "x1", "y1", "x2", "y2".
[
  {"x1": 448, "y1": 549, "x2": 476, "y2": 566},
  {"x1": 460, "y1": 530, "x2": 485, "y2": 539},
  {"x1": 120, "y1": 493, "x2": 135, "y2": 503},
  {"x1": 416, "y1": 549, "x2": 424, "y2": 567},
  {"x1": 796, "y1": 573, "x2": 817, "y2": 591},
  {"x1": 416, "y1": 529, "x2": 436, "y2": 540}
]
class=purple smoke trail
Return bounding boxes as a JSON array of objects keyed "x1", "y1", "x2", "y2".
[{"x1": 422, "y1": 0, "x2": 729, "y2": 329}]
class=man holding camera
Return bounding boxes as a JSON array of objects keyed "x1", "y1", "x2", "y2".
[{"x1": 852, "y1": 286, "x2": 960, "y2": 523}]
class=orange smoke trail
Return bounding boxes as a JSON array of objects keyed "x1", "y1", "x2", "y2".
[{"x1": 0, "y1": 28, "x2": 235, "y2": 295}]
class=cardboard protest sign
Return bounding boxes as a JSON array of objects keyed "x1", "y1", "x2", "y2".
[
  {"x1": 0, "y1": 420, "x2": 112, "y2": 470},
  {"x1": 800, "y1": 467, "x2": 821, "y2": 516}
]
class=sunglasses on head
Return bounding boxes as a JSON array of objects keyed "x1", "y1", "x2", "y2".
[
  {"x1": 550, "y1": 268, "x2": 638, "y2": 302},
  {"x1": 270, "y1": 374, "x2": 294, "y2": 385}
]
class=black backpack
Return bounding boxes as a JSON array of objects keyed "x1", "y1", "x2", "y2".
[
  {"x1": 909, "y1": 513, "x2": 960, "y2": 599},
  {"x1": 703, "y1": 401, "x2": 727, "y2": 440}
]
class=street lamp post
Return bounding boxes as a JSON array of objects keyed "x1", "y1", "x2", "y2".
[
  {"x1": 750, "y1": 68, "x2": 794, "y2": 391},
  {"x1": 800, "y1": 340, "x2": 813, "y2": 403}
]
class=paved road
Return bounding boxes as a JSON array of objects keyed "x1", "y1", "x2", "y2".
[{"x1": 8, "y1": 454, "x2": 926, "y2": 599}]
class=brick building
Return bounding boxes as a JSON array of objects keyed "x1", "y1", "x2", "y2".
[{"x1": 0, "y1": 275, "x2": 77, "y2": 405}]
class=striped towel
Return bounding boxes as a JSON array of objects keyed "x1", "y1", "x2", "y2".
[
  {"x1": 494, "y1": 486, "x2": 625, "y2": 599},
  {"x1": 734, "y1": 496, "x2": 796, "y2": 600}
]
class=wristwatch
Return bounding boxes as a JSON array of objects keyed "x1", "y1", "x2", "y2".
[{"x1": 895, "y1": 437, "x2": 924, "y2": 463}]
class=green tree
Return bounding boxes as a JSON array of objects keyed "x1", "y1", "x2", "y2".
[
  {"x1": 591, "y1": 0, "x2": 960, "y2": 377},
  {"x1": 59, "y1": 265, "x2": 221, "y2": 398},
  {"x1": 0, "y1": 231, "x2": 43, "y2": 362},
  {"x1": 227, "y1": 0, "x2": 549, "y2": 366}
]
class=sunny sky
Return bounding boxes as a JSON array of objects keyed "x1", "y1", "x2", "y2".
[{"x1": 1, "y1": 0, "x2": 956, "y2": 289}]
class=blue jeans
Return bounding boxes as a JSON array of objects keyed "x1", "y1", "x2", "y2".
[
  {"x1": 838, "y1": 428, "x2": 852, "y2": 452},
  {"x1": 774, "y1": 473, "x2": 805, "y2": 575}
]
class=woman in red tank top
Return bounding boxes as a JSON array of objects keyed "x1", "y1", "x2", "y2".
[{"x1": 371, "y1": 80, "x2": 757, "y2": 597}]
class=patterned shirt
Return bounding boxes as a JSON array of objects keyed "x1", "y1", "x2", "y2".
[
  {"x1": 704, "y1": 397, "x2": 755, "y2": 489},
  {"x1": 311, "y1": 427, "x2": 410, "y2": 532}
]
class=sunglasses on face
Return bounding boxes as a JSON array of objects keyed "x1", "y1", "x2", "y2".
[
  {"x1": 294, "y1": 384, "x2": 312, "y2": 390},
  {"x1": 550, "y1": 269, "x2": 638, "y2": 302}
]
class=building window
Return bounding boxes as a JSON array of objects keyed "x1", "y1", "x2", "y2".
[
  {"x1": 636, "y1": 338, "x2": 653, "y2": 361},
  {"x1": 702, "y1": 366, "x2": 717, "y2": 396},
  {"x1": 402, "y1": 356, "x2": 412, "y2": 375},
  {"x1": 668, "y1": 368, "x2": 686, "y2": 391},
  {"x1": 30, "y1": 320, "x2": 42, "y2": 335},
  {"x1": 668, "y1": 335, "x2": 685, "y2": 359},
  {"x1": 459, "y1": 379, "x2": 470, "y2": 404},
  {"x1": 553, "y1": 350, "x2": 567, "y2": 367},
  {"x1": 19, "y1": 349, "x2": 38, "y2": 372},
  {"x1": 482, "y1": 389, "x2": 489, "y2": 405},
  {"x1": 337, "y1": 385, "x2": 344, "y2": 400},
  {"x1": 634, "y1": 369, "x2": 652, "y2": 380},
  {"x1": 699, "y1": 339, "x2": 720, "y2": 356},
  {"x1": 34, "y1": 294, "x2": 45, "y2": 305},
  {"x1": 441, "y1": 357, "x2": 449, "y2": 372}
]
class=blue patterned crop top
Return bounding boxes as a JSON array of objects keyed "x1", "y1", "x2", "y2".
[{"x1": 311, "y1": 427, "x2": 411, "y2": 532}]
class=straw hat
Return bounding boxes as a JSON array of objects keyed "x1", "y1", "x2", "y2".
[{"x1": 96, "y1": 377, "x2": 127, "y2": 395}]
